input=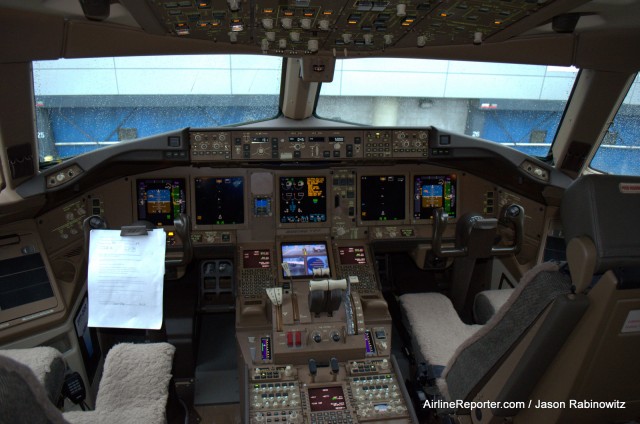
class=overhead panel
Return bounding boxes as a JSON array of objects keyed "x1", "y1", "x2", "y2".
[{"x1": 144, "y1": 0, "x2": 558, "y2": 55}]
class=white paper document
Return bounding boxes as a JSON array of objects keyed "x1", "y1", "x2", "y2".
[{"x1": 88, "y1": 229, "x2": 166, "y2": 329}]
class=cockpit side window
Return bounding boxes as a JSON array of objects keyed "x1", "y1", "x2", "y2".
[
  {"x1": 33, "y1": 55, "x2": 282, "y2": 167},
  {"x1": 590, "y1": 74, "x2": 640, "y2": 176},
  {"x1": 315, "y1": 58, "x2": 578, "y2": 158}
]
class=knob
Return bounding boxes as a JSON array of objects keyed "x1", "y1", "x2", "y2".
[
  {"x1": 397, "y1": 3, "x2": 407, "y2": 16},
  {"x1": 308, "y1": 39, "x2": 319, "y2": 52},
  {"x1": 313, "y1": 333, "x2": 322, "y2": 343},
  {"x1": 278, "y1": 38, "x2": 287, "y2": 49},
  {"x1": 255, "y1": 412, "x2": 265, "y2": 422},
  {"x1": 227, "y1": 0, "x2": 240, "y2": 11},
  {"x1": 300, "y1": 18, "x2": 312, "y2": 29},
  {"x1": 384, "y1": 34, "x2": 394, "y2": 45},
  {"x1": 507, "y1": 205, "x2": 522, "y2": 218},
  {"x1": 363, "y1": 34, "x2": 373, "y2": 45},
  {"x1": 228, "y1": 32, "x2": 238, "y2": 43},
  {"x1": 285, "y1": 365, "x2": 293, "y2": 376},
  {"x1": 266, "y1": 31, "x2": 276, "y2": 42},
  {"x1": 342, "y1": 33, "x2": 352, "y2": 44},
  {"x1": 417, "y1": 35, "x2": 426, "y2": 47},
  {"x1": 331, "y1": 332, "x2": 341, "y2": 342},
  {"x1": 261, "y1": 38, "x2": 269, "y2": 52},
  {"x1": 319, "y1": 19, "x2": 330, "y2": 30},
  {"x1": 290, "y1": 32, "x2": 300, "y2": 42},
  {"x1": 56, "y1": 173, "x2": 65, "y2": 182}
]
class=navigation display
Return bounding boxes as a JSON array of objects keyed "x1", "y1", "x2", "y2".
[
  {"x1": 308, "y1": 386, "x2": 347, "y2": 412},
  {"x1": 194, "y1": 177, "x2": 244, "y2": 225},
  {"x1": 281, "y1": 242, "x2": 330, "y2": 278},
  {"x1": 279, "y1": 176, "x2": 327, "y2": 224},
  {"x1": 338, "y1": 247, "x2": 367, "y2": 265},
  {"x1": 360, "y1": 175, "x2": 406, "y2": 221},
  {"x1": 243, "y1": 249, "x2": 271, "y2": 269},
  {"x1": 136, "y1": 179, "x2": 186, "y2": 226},
  {"x1": 413, "y1": 174, "x2": 457, "y2": 219}
]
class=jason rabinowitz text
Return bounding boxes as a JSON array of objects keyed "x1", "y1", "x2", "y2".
[
  {"x1": 535, "y1": 400, "x2": 626, "y2": 409},
  {"x1": 423, "y1": 399, "x2": 626, "y2": 410}
]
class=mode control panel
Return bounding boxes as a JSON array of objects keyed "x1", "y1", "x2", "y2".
[
  {"x1": 232, "y1": 130, "x2": 365, "y2": 161},
  {"x1": 188, "y1": 128, "x2": 434, "y2": 162}
]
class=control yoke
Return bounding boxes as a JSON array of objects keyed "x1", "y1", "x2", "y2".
[
  {"x1": 431, "y1": 204, "x2": 525, "y2": 314},
  {"x1": 432, "y1": 204, "x2": 524, "y2": 258},
  {"x1": 166, "y1": 213, "x2": 193, "y2": 267}
]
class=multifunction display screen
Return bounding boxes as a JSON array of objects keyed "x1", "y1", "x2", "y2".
[
  {"x1": 242, "y1": 249, "x2": 271, "y2": 269},
  {"x1": 308, "y1": 386, "x2": 347, "y2": 412},
  {"x1": 413, "y1": 174, "x2": 457, "y2": 219},
  {"x1": 279, "y1": 177, "x2": 327, "y2": 223},
  {"x1": 338, "y1": 247, "x2": 367, "y2": 265},
  {"x1": 136, "y1": 179, "x2": 186, "y2": 226},
  {"x1": 194, "y1": 177, "x2": 244, "y2": 225},
  {"x1": 360, "y1": 175, "x2": 406, "y2": 221},
  {"x1": 281, "y1": 242, "x2": 330, "y2": 278}
]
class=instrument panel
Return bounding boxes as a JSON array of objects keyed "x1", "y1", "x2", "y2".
[{"x1": 35, "y1": 127, "x2": 549, "y2": 266}]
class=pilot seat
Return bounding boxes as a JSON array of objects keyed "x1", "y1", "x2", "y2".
[{"x1": 400, "y1": 173, "x2": 640, "y2": 423}]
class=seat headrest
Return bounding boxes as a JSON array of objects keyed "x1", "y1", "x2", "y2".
[{"x1": 561, "y1": 174, "x2": 640, "y2": 273}]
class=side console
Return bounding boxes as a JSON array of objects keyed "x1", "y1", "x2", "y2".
[{"x1": 236, "y1": 240, "x2": 417, "y2": 423}]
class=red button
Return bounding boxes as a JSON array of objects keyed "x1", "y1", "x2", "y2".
[
  {"x1": 287, "y1": 332, "x2": 293, "y2": 347},
  {"x1": 295, "y1": 331, "x2": 302, "y2": 347}
]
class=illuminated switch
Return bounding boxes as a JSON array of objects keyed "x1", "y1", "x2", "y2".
[
  {"x1": 262, "y1": 18, "x2": 274, "y2": 29},
  {"x1": 287, "y1": 332, "x2": 294, "y2": 347},
  {"x1": 281, "y1": 17, "x2": 293, "y2": 29},
  {"x1": 295, "y1": 331, "x2": 302, "y2": 347},
  {"x1": 300, "y1": 18, "x2": 312, "y2": 30}
]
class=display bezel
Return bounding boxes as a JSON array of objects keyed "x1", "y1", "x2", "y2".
[
  {"x1": 276, "y1": 173, "x2": 331, "y2": 229},
  {"x1": 191, "y1": 175, "x2": 247, "y2": 230},
  {"x1": 277, "y1": 239, "x2": 334, "y2": 281},
  {"x1": 242, "y1": 248, "x2": 272, "y2": 269},
  {"x1": 135, "y1": 177, "x2": 187, "y2": 227},
  {"x1": 412, "y1": 174, "x2": 458, "y2": 221},
  {"x1": 356, "y1": 173, "x2": 410, "y2": 226},
  {"x1": 411, "y1": 173, "x2": 459, "y2": 223},
  {"x1": 337, "y1": 246, "x2": 368, "y2": 266},
  {"x1": 307, "y1": 386, "x2": 348, "y2": 412}
]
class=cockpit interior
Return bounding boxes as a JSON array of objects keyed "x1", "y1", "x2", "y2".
[{"x1": 1, "y1": 0, "x2": 640, "y2": 423}]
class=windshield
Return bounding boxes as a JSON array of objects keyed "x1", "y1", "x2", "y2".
[
  {"x1": 590, "y1": 74, "x2": 640, "y2": 176},
  {"x1": 34, "y1": 55, "x2": 282, "y2": 166},
  {"x1": 316, "y1": 58, "x2": 578, "y2": 157}
]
